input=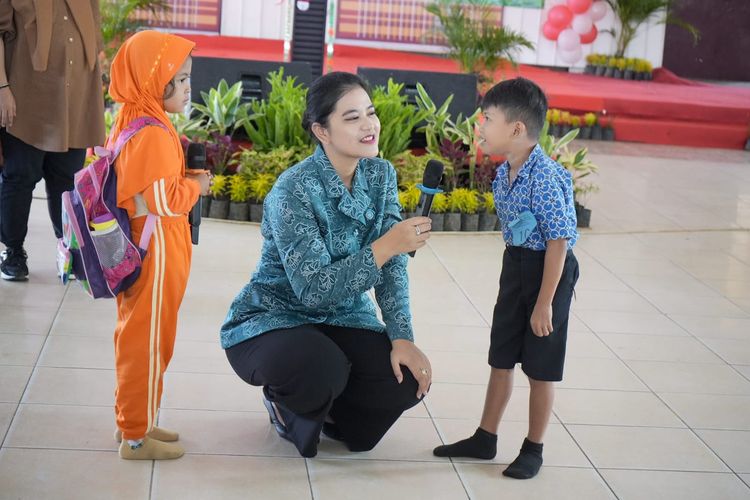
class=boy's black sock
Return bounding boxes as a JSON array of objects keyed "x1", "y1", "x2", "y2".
[
  {"x1": 433, "y1": 427, "x2": 497, "y2": 459},
  {"x1": 502, "y1": 438, "x2": 543, "y2": 479}
]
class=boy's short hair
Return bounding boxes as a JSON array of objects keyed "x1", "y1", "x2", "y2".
[{"x1": 481, "y1": 78, "x2": 548, "y2": 140}]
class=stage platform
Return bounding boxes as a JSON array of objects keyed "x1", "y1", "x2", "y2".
[{"x1": 184, "y1": 34, "x2": 750, "y2": 150}]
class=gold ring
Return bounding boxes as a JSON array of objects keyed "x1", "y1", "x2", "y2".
[{"x1": 419, "y1": 367, "x2": 428, "y2": 376}]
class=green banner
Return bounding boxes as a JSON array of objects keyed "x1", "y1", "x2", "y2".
[{"x1": 491, "y1": 0, "x2": 544, "y2": 7}]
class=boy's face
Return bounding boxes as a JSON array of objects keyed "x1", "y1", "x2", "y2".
[
  {"x1": 163, "y1": 56, "x2": 192, "y2": 114},
  {"x1": 479, "y1": 106, "x2": 524, "y2": 156}
]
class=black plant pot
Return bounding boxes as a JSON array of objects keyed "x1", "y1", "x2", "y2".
[
  {"x1": 745, "y1": 138, "x2": 750, "y2": 151},
  {"x1": 561, "y1": 125, "x2": 573, "y2": 136},
  {"x1": 580, "y1": 127, "x2": 592, "y2": 140},
  {"x1": 604, "y1": 67, "x2": 615, "y2": 78},
  {"x1": 444, "y1": 213, "x2": 461, "y2": 232},
  {"x1": 603, "y1": 127, "x2": 615, "y2": 141},
  {"x1": 249, "y1": 203, "x2": 263, "y2": 223},
  {"x1": 200, "y1": 196, "x2": 211, "y2": 218},
  {"x1": 550, "y1": 124, "x2": 562, "y2": 137},
  {"x1": 644, "y1": 72, "x2": 653, "y2": 81},
  {"x1": 208, "y1": 198, "x2": 229, "y2": 219},
  {"x1": 478, "y1": 212, "x2": 497, "y2": 231},
  {"x1": 624, "y1": 70, "x2": 635, "y2": 80},
  {"x1": 591, "y1": 125, "x2": 603, "y2": 141},
  {"x1": 595, "y1": 65, "x2": 606, "y2": 77},
  {"x1": 613, "y1": 69, "x2": 623, "y2": 79},
  {"x1": 584, "y1": 65, "x2": 595, "y2": 75},
  {"x1": 228, "y1": 202, "x2": 249, "y2": 221},
  {"x1": 575, "y1": 202, "x2": 592, "y2": 228},
  {"x1": 430, "y1": 213, "x2": 444, "y2": 232},
  {"x1": 461, "y1": 214, "x2": 479, "y2": 232}
]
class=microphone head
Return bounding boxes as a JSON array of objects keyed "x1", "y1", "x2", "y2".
[
  {"x1": 422, "y1": 159, "x2": 444, "y2": 189},
  {"x1": 186, "y1": 142, "x2": 207, "y2": 169}
]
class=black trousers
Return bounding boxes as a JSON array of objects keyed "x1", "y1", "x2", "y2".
[
  {"x1": 489, "y1": 246, "x2": 579, "y2": 382},
  {"x1": 0, "y1": 131, "x2": 86, "y2": 248},
  {"x1": 225, "y1": 324, "x2": 421, "y2": 457}
]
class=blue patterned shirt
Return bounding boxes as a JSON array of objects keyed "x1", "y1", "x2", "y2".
[
  {"x1": 220, "y1": 146, "x2": 414, "y2": 349},
  {"x1": 492, "y1": 144, "x2": 578, "y2": 251}
]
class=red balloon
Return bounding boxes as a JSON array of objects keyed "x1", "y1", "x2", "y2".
[
  {"x1": 542, "y1": 22, "x2": 563, "y2": 41},
  {"x1": 567, "y1": 0, "x2": 593, "y2": 14},
  {"x1": 579, "y1": 25, "x2": 598, "y2": 44},
  {"x1": 547, "y1": 5, "x2": 573, "y2": 28}
]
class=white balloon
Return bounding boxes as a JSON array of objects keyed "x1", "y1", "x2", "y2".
[
  {"x1": 590, "y1": 1, "x2": 607, "y2": 21},
  {"x1": 572, "y1": 13, "x2": 593, "y2": 34},
  {"x1": 557, "y1": 28, "x2": 581, "y2": 51},
  {"x1": 559, "y1": 46, "x2": 583, "y2": 64}
]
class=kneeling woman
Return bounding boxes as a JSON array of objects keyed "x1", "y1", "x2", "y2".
[{"x1": 221, "y1": 72, "x2": 433, "y2": 457}]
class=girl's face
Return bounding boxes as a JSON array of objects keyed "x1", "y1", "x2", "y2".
[
  {"x1": 163, "y1": 56, "x2": 192, "y2": 113},
  {"x1": 479, "y1": 106, "x2": 521, "y2": 156},
  {"x1": 313, "y1": 86, "x2": 381, "y2": 160}
]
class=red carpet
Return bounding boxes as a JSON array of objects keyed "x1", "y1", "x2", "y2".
[{"x1": 183, "y1": 34, "x2": 750, "y2": 150}]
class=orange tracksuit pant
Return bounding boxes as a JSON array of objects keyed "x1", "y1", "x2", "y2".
[{"x1": 114, "y1": 215, "x2": 192, "y2": 440}]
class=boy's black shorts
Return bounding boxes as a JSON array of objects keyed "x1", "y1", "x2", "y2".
[{"x1": 488, "y1": 245, "x2": 579, "y2": 382}]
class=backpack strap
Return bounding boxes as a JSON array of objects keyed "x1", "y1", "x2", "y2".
[
  {"x1": 139, "y1": 213, "x2": 158, "y2": 251},
  {"x1": 108, "y1": 117, "x2": 168, "y2": 252}
]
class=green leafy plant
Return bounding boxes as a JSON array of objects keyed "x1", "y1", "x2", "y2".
[
  {"x1": 604, "y1": 0, "x2": 699, "y2": 57},
  {"x1": 209, "y1": 174, "x2": 229, "y2": 199},
  {"x1": 425, "y1": 0, "x2": 534, "y2": 82},
  {"x1": 191, "y1": 79, "x2": 245, "y2": 137},
  {"x1": 539, "y1": 122, "x2": 599, "y2": 203},
  {"x1": 432, "y1": 192, "x2": 449, "y2": 214},
  {"x1": 170, "y1": 111, "x2": 209, "y2": 142},
  {"x1": 584, "y1": 112, "x2": 597, "y2": 127},
  {"x1": 398, "y1": 184, "x2": 422, "y2": 213},
  {"x1": 480, "y1": 191, "x2": 494, "y2": 213},
  {"x1": 248, "y1": 173, "x2": 277, "y2": 203},
  {"x1": 391, "y1": 150, "x2": 452, "y2": 189},
  {"x1": 239, "y1": 69, "x2": 310, "y2": 152},
  {"x1": 228, "y1": 175, "x2": 252, "y2": 203},
  {"x1": 371, "y1": 79, "x2": 430, "y2": 162},
  {"x1": 448, "y1": 188, "x2": 479, "y2": 214},
  {"x1": 234, "y1": 146, "x2": 313, "y2": 179}
]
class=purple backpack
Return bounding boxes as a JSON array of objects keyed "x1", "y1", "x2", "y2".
[{"x1": 57, "y1": 117, "x2": 165, "y2": 299}]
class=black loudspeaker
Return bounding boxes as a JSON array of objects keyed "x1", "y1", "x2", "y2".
[
  {"x1": 191, "y1": 57, "x2": 313, "y2": 105},
  {"x1": 357, "y1": 67, "x2": 479, "y2": 120},
  {"x1": 291, "y1": 0, "x2": 328, "y2": 78}
]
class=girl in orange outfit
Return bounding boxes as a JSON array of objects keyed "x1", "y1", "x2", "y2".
[{"x1": 108, "y1": 30, "x2": 210, "y2": 460}]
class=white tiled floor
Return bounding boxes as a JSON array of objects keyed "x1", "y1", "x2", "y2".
[{"x1": 2, "y1": 142, "x2": 750, "y2": 498}]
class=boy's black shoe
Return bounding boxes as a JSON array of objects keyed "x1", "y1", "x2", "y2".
[{"x1": 0, "y1": 247, "x2": 29, "y2": 281}]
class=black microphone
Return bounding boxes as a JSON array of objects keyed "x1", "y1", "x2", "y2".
[
  {"x1": 409, "y1": 159, "x2": 444, "y2": 257},
  {"x1": 187, "y1": 143, "x2": 206, "y2": 245}
]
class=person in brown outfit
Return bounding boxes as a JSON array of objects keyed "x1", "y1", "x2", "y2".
[{"x1": 0, "y1": 0, "x2": 105, "y2": 281}]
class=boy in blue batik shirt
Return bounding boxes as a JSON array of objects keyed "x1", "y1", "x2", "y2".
[{"x1": 434, "y1": 78, "x2": 579, "y2": 480}]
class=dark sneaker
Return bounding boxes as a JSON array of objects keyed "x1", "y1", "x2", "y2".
[{"x1": 0, "y1": 247, "x2": 29, "y2": 281}]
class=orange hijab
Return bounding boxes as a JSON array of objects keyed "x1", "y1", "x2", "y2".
[{"x1": 108, "y1": 30, "x2": 195, "y2": 199}]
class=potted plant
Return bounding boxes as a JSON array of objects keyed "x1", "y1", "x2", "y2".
[
  {"x1": 478, "y1": 191, "x2": 497, "y2": 231},
  {"x1": 372, "y1": 79, "x2": 429, "y2": 162},
  {"x1": 570, "y1": 115, "x2": 582, "y2": 135},
  {"x1": 192, "y1": 79, "x2": 246, "y2": 138},
  {"x1": 642, "y1": 60, "x2": 654, "y2": 81},
  {"x1": 605, "y1": 57, "x2": 618, "y2": 78},
  {"x1": 614, "y1": 58, "x2": 627, "y2": 79},
  {"x1": 624, "y1": 58, "x2": 636, "y2": 80},
  {"x1": 207, "y1": 174, "x2": 230, "y2": 220},
  {"x1": 430, "y1": 192, "x2": 448, "y2": 232},
  {"x1": 549, "y1": 108, "x2": 562, "y2": 138},
  {"x1": 595, "y1": 54, "x2": 607, "y2": 76},
  {"x1": 247, "y1": 173, "x2": 277, "y2": 223},
  {"x1": 447, "y1": 188, "x2": 479, "y2": 231},
  {"x1": 425, "y1": 0, "x2": 534, "y2": 84},
  {"x1": 581, "y1": 112, "x2": 597, "y2": 139},
  {"x1": 442, "y1": 192, "x2": 460, "y2": 232},
  {"x1": 600, "y1": 115, "x2": 616, "y2": 141},
  {"x1": 228, "y1": 175, "x2": 251, "y2": 221},
  {"x1": 398, "y1": 184, "x2": 422, "y2": 220},
  {"x1": 560, "y1": 111, "x2": 573, "y2": 137},
  {"x1": 584, "y1": 53, "x2": 597, "y2": 75}
]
